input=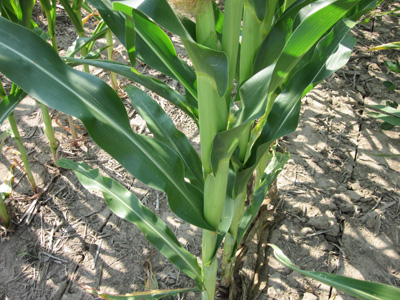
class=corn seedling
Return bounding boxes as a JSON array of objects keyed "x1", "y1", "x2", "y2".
[
  {"x1": 367, "y1": 41, "x2": 400, "y2": 130},
  {"x1": 1, "y1": 0, "x2": 393, "y2": 298}
]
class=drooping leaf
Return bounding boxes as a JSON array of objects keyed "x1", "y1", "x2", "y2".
[
  {"x1": 0, "y1": 17, "x2": 212, "y2": 230},
  {"x1": 368, "y1": 41, "x2": 400, "y2": 51},
  {"x1": 114, "y1": 0, "x2": 193, "y2": 40},
  {"x1": 367, "y1": 105, "x2": 400, "y2": 127},
  {"x1": 124, "y1": 85, "x2": 203, "y2": 187},
  {"x1": 85, "y1": 285, "x2": 199, "y2": 299},
  {"x1": 270, "y1": 244, "x2": 400, "y2": 300},
  {"x1": 62, "y1": 57, "x2": 198, "y2": 120},
  {"x1": 57, "y1": 159, "x2": 203, "y2": 286}
]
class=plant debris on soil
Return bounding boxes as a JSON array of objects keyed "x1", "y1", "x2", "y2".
[{"x1": 1, "y1": 2, "x2": 399, "y2": 300}]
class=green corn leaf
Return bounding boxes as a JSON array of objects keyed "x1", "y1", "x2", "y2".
[
  {"x1": 233, "y1": 152, "x2": 289, "y2": 256},
  {"x1": 183, "y1": 40, "x2": 229, "y2": 98},
  {"x1": 211, "y1": 125, "x2": 249, "y2": 174},
  {"x1": 367, "y1": 105, "x2": 400, "y2": 127},
  {"x1": 85, "y1": 285, "x2": 199, "y2": 299},
  {"x1": 0, "y1": 0, "x2": 21, "y2": 24},
  {"x1": 254, "y1": 0, "x2": 314, "y2": 74},
  {"x1": 269, "y1": 244, "x2": 400, "y2": 300},
  {"x1": 87, "y1": 0, "x2": 127, "y2": 45},
  {"x1": 124, "y1": 11, "x2": 136, "y2": 65},
  {"x1": 57, "y1": 159, "x2": 203, "y2": 286},
  {"x1": 245, "y1": 0, "x2": 270, "y2": 21},
  {"x1": 124, "y1": 85, "x2": 203, "y2": 187},
  {"x1": 239, "y1": 19, "x2": 356, "y2": 196},
  {"x1": 0, "y1": 87, "x2": 26, "y2": 125},
  {"x1": 59, "y1": 0, "x2": 84, "y2": 35},
  {"x1": 384, "y1": 60, "x2": 400, "y2": 74},
  {"x1": 269, "y1": 0, "x2": 362, "y2": 93},
  {"x1": 114, "y1": 3, "x2": 197, "y2": 98},
  {"x1": 114, "y1": 0, "x2": 229, "y2": 97},
  {"x1": 383, "y1": 80, "x2": 396, "y2": 92},
  {"x1": 251, "y1": 19, "x2": 357, "y2": 158},
  {"x1": 212, "y1": 1, "x2": 224, "y2": 35},
  {"x1": 65, "y1": 26, "x2": 109, "y2": 58},
  {"x1": 236, "y1": 64, "x2": 275, "y2": 124},
  {"x1": 62, "y1": 57, "x2": 198, "y2": 120},
  {"x1": 114, "y1": 0, "x2": 192, "y2": 40},
  {"x1": 0, "y1": 17, "x2": 212, "y2": 230}
]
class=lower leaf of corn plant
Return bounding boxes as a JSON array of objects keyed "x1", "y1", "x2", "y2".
[
  {"x1": 269, "y1": 244, "x2": 400, "y2": 300},
  {"x1": 367, "y1": 105, "x2": 400, "y2": 127},
  {"x1": 57, "y1": 159, "x2": 203, "y2": 287},
  {"x1": 85, "y1": 285, "x2": 198, "y2": 299}
]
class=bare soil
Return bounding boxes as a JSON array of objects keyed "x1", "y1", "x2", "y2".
[{"x1": 1, "y1": 2, "x2": 399, "y2": 300}]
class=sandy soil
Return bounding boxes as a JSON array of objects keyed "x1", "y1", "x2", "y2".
[{"x1": 1, "y1": 2, "x2": 399, "y2": 300}]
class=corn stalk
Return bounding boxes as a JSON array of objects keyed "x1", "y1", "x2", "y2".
[{"x1": 2, "y1": 0, "x2": 398, "y2": 299}]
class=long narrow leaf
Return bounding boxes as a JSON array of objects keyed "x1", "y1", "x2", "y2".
[
  {"x1": 86, "y1": 285, "x2": 198, "y2": 299},
  {"x1": 270, "y1": 244, "x2": 400, "y2": 300},
  {"x1": 114, "y1": 3, "x2": 197, "y2": 98},
  {"x1": 114, "y1": 0, "x2": 193, "y2": 40},
  {"x1": 124, "y1": 85, "x2": 203, "y2": 187},
  {"x1": 57, "y1": 159, "x2": 203, "y2": 286},
  {"x1": 269, "y1": 0, "x2": 361, "y2": 93},
  {"x1": 87, "y1": 0, "x2": 127, "y2": 45},
  {"x1": 0, "y1": 17, "x2": 212, "y2": 230},
  {"x1": 367, "y1": 105, "x2": 400, "y2": 127},
  {"x1": 115, "y1": 0, "x2": 229, "y2": 97},
  {"x1": 62, "y1": 57, "x2": 198, "y2": 120},
  {"x1": 247, "y1": 19, "x2": 357, "y2": 170}
]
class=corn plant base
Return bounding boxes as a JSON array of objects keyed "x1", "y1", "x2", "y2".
[{"x1": 231, "y1": 181, "x2": 282, "y2": 300}]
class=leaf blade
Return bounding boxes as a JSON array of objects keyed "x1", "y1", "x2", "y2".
[
  {"x1": 269, "y1": 244, "x2": 400, "y2": 300},
  {"x1": 0, "y1": 17, "x2": 211, "y2": 230},
  {"x1": 57, "y1": 159, "x2": 203, "y2": 285}
]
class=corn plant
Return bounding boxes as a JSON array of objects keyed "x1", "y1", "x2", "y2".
[
  {"x1": 367, "y1": 41, "x2": 400, "y2": 130},
  {"x1": 0, "y1": 0, "x2": 382, "y2": 298}
]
